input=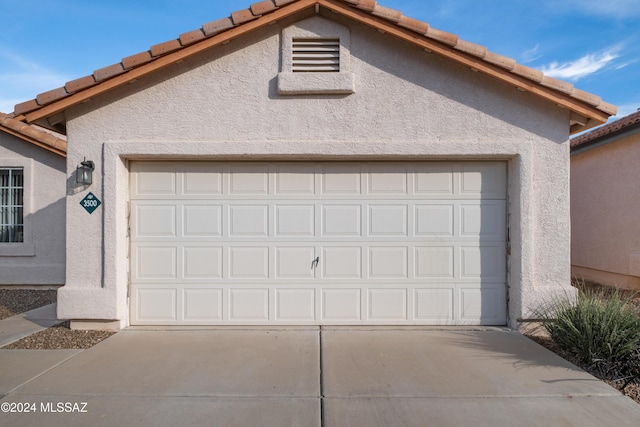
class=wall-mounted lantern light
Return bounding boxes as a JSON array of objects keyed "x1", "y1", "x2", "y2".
[{"x1": 76, "y1": 158, "x2": 95, "y2": 185}]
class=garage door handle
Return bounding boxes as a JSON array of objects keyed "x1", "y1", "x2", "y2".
[{"x1": 311, "y1": 257, "x2": 320, "y2": 270}]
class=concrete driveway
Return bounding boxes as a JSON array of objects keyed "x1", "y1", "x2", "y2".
[{"x1": 1, "y1": 327, "x2": 639, "y2": 426}]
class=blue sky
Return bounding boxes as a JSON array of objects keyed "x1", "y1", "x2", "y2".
[{"x1": 1, "y1": 0, "x2": 639, "y2": 120}]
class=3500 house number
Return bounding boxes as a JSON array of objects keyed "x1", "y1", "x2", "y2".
[{"x1": 79, "y1": 192, "x2": 102, "y2": 214}]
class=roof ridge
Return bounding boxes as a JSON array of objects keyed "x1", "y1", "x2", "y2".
[
  {"x1": 0, "y1": 112, "x2": 67, "y2": 156},
  {"x1": 11, "y1": 0, "x2": 616, "y2": 129}
]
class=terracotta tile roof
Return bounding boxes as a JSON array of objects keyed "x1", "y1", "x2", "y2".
[
  {"x1": 0, "y1": 112, "x2": 67, "y2": 156},
  {"x1": 12, "y1": 0, "x2": 616, "y2": 133},
  {"x1": 570, "y1": 109, "x2": 640, "y2": 150}
]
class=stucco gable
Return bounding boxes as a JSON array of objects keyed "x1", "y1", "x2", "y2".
[{"x1": 11, "y1": 0, "x2": 614, "y2": 135}]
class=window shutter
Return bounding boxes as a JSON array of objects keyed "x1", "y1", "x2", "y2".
[{"x1": 292, "y1": 38, "x2": 340, "y2": 72}]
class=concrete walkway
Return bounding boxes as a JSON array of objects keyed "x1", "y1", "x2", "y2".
[
  {"x1": 1, "y1": 327, "x2": 639, "y2": 426},
  {"x1": 0, "y1": 303, "x2": 62, "y2": 347}
]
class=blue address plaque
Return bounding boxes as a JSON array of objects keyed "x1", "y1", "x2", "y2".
[{"x1": 80, "y1": 192, "x2": 102, "y2": 214}]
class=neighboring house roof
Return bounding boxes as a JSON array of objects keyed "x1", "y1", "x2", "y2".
[
  {"x1": 0, "y1": 112, "x2": 67, "y2": 157},
  {"x1": 570, "y1": 109, "x2": 640, "y2": 153},
  {"x1": 10, "y1": 0, "x2": 615, "y2": 134}
]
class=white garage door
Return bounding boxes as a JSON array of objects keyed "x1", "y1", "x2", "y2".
[{"x1": 129, "y1": 162, "x2": 507, "y2": 325}]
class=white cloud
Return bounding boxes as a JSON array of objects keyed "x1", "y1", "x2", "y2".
[
  {"x1": 614, "y1": 58, "x2": 639, "y2": 70},
  {"x1": 0, "y1": 98, "x2": 23, "y2": 114},
  {"x1": 563, "y1": 0, "x2": 640, "y2": 18},
  {"x1": 521, "y1": 44, "x2": 541, "y2": 64},
  {"x1": 0, "y1": 71, "x2": 69, "y2": 91},
  {"x1": 0, "y1": 47, "x2": 71, "y2": 113},
  {"x1": 539, "y1": 48, "x2": 619, "y2": 81},
  {"x1": 613, "y1": 102, "x2": 640, "y2": 119}
]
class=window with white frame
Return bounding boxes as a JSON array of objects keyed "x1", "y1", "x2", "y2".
[{"x1": 0, "y1": 167, "x2": 24, "y2": 243}]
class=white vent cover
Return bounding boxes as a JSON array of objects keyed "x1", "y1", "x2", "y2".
[{"x1": 292, "y1": 38, "x2": 340, "y2": 72}]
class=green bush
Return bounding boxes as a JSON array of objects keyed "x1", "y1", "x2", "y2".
[{"x1": 538, "y1": 288, "x2": 640, "y2": 366}]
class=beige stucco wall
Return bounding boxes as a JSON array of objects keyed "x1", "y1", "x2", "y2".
[
  {"x1": 0, "y1": 132, "x2": 66, "y2": 285},
  {"x1": 56, "y1": 12, "x2": 573, "y2": 328},
  {"x1": 571, "y1": 130, "x2": 640, "y2": 290}
]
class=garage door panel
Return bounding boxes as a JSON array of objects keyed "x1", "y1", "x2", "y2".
[
  {"x1": 367, "y1": 165, "x2": 408, "y2": 194},
  {"x1": 460, "y1": 245, "x2": 506, "y2": 280},
  {"x1": 320, "y1": 164, "x2": 362, "y2": 195},
  {"x1": 369, "y1": 247, "x2": 408, "y2": 278},
  {"x1": 322, "y1": 289, "x2": 361, "y2": 321},
  {"x1": 322, "y1": 247, "x2": 362, "y2": 278},
  {"x1": 134, "y1": 288, "x2": 178, "y2": 322},
  {"x1": 183, "y1": 247, "x2": 223, "y2": 279},
  {"x1": 322, "y1": 205, "x2": 362, "y2": 237},
  {"x1": 183, "y1": 205, "x2": 222, "y2": 237},
  {"x1": 229, "y1": 289, "x2": 269, "y2": 321},
  {"x1": 229, "y1": 205, "x2": 269, "y2": 237},
  {"x1": 134, "y1": 246, "x2": 177, "y2": 280},
  {"x1": 461, "y1": 163, "x2": 507, "y2": 198},
  {"x1": 415, "y1": 246, "x2": 455, "y2": 278},
  {"x1": 414, "y1": 288, "x2": 454, "y2": 322},
  {"x1": 415, "y1": 204, "x2": 454, "y2": 237},
  {"x1": 134, "y1": 204, "x2": 177, "y2": 238},
  {"x1": 229, "y1": 247, "x2": 269, "y2": 279},
  {"x1": 368, "y1": 289, "x2": 408, "y2": 320},
  {"x1": 275, "y1": 289, "x2": 316, "y2": 321},
  {"x1": 275, "y1": 165, "x2": 316, "y2": 195},
  {"x1": 460, "y1": 201, "x2": 506, "y2": 240},
  {"x1": 228, "y1": 164, "x2": 269, "y2": 195},
  {"x1": 276, "y1": 247, "x2": 316, "y2": 279},
  {"x1": 414, "y1": 164, "x2": 455, "y2": 195},
  {"x1": 459, "y1": 285, "x2": 506, "y2": 325},
  {"x1": 368, "y1": 205, "x2": 408, "y2": 237},
  {"x1": 275, "y1": 205, "x2": 315, "y2": 237},
  {"x1": 183, "y1": 288, "x2": 223, "y2": 321},
  {"x1": 131, "y1": 163, "x2": 177, "y2": 196},
  {"x1": 130, "y1": 161, "x2": 507, "y2": 326},
  {"x1": 183, "y1": 164, "x2": 223, "y2": 195}
]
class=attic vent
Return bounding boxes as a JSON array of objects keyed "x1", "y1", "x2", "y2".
[{"x1": 292, "y1": 38, "x2": 340, "y2": 72}]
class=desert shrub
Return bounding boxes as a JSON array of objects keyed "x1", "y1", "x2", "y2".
[{"x1": 537, "y1": 288, "x2": 640, "y2": 366}]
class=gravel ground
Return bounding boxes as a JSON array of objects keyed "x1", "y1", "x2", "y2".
[
  {"x1": 3, "y1": 321, "x2": 115, "y2": 350},
  {"x1": 0, "y1": 289, "x2": 115, "y2": 350},
  {"x1": 0, "y1": 289, "x2": 57, "y2": 320}
]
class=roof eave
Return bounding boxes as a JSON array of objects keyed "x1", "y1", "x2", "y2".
[
  {"x1": 23, "y1": 0, "x2": 319, "y2": 124},
  {"x1": 20, "y1": 0, "x2": 613, "y2": 133},
  {"x1": 571, "y1": 121, "x2": 640, "y2": 155},
  {"x1": 0, "y1": 126, "x2": 67, "y2": 157}
]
